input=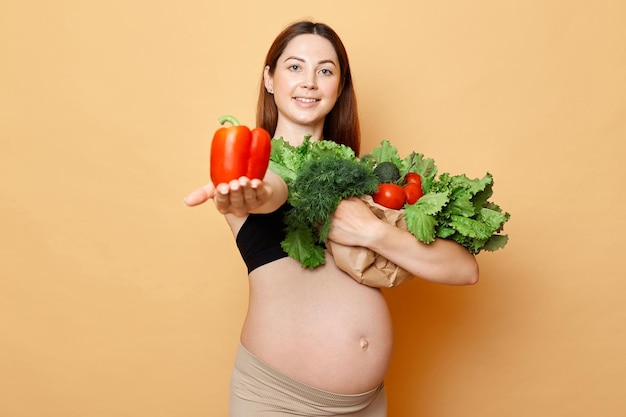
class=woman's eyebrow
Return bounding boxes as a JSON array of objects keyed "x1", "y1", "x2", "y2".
[
  {"x1": 282, "y1": 56, "x2": 337, "y2": 66},
  {"x1": 282, "y1": 56, "x2": 305, "y2": 63},
  {"x1": 318, "y1": 59, "x2": 337, "y2": 66}
]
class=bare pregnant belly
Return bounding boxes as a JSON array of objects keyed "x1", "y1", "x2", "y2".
[{"x1": 240, "y1": 253, "x2": 394, "y2": 394}]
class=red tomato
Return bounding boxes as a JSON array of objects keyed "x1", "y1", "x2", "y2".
[
  {"x1": 373, "y1": 183, "x2": 406, "y2": 209},
  {"x1": 404, "y1": 182, "x2": 423, "y2": 204},
  {"x1": 404, "y1": 172, "x2": 422, "y2": 185}
]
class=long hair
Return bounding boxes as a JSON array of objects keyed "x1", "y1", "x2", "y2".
[{"x1": 256, "y1": 21, "x2": 361, "y2": 154}]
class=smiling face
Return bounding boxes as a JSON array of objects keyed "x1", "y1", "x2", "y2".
[{"x1": 264, "y1": 34, "x2": 341, "y2": 141}]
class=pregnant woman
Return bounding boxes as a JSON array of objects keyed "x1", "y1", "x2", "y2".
[{"x1": 184, "y1": 20, "x2": 479, "y2": 417}]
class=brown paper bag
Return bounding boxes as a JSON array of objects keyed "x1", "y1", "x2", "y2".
[{"x1": 326, "y1": 195, "x2": 415, "y2": 288}]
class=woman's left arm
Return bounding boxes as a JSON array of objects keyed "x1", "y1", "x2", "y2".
[{"x1": 328, "y1": 197, "x2": 479, "y2": 286}]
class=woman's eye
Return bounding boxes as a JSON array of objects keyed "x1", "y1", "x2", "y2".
[
  {"x1": 289, "y1": 65, "x2": 300, "y2": 71},
  {"x1": 320, "y1": 68, "x2": 332, "y2": 75}
]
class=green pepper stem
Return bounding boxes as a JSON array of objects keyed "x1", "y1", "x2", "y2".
[{"x1": 218, "y1": 115, "x2": 240, "y2": 126}]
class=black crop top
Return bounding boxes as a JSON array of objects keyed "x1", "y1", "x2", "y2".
[{"x1": 235, "y1": 203, "x2": 290, "y2": 273}]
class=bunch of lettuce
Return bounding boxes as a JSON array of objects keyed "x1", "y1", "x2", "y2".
[
  {"x1": 270, "y1": 138, "x2": 510, "y2": 269},
  {"x1": 270, "y1": 137, "x2": 379, "y2": 268},
  {"x1": 361, "y1": 140, "x2": 510, "y2": 254}
]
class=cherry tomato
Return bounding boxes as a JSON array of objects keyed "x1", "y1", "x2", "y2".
[
  {"x1": 404, "y1": 182, "x2": 423, "y2": 204},
  {"x1": 373, "y1": 183, "x2": 406, "y2": 209},
  {"x1": 404, "y1": 172, "x2": 422, "y2": 185}
]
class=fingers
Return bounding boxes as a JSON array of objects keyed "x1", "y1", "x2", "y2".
[
  {"x1": 184, "y1": 183, "x2": 216, "y2": 206},
  {"x1": 335, "y1": 197, "x2": 372, "y2": 218},
  {"x1": 214, "y1": 179, "x2": 242, "y2": 214},
  {"x1": 214, "y1": 177, "x2": 264, "y2": 216},
  {"x1": 249, "y1": 179, "x2": 270, "y2": 204}
]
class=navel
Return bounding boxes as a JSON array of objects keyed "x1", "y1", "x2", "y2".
[{"x1": 359, "y1": 337, "x2": 369, "y2": 351}]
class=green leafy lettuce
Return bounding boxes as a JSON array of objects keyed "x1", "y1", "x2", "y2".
[
  {"x1": 269, "y1": 136, "x2": 356, "y2": 185},
  {"x1": 362, "y1": 141, "x2": 510, "y2": 254}
]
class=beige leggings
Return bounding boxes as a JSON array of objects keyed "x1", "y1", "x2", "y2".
[{"x1": 229, "y1": 343, "x2": 387, "y2": 416}]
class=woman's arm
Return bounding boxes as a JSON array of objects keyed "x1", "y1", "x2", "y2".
[
  {"x1": 328, "y1": 198, "x2": 479, "y2": 286},
  {"x1": 184, "y1": 170, "x2": 289, "y2": 216}
]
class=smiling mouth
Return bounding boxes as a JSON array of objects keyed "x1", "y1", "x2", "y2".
[{"x1": 293, "y1": 97, "x2": 319, "y2": 103}]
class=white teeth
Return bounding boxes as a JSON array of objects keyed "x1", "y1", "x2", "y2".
[{"x1": 295, "y1": 97, "x2": 317, "y2": 103}]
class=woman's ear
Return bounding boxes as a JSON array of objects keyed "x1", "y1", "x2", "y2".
[{"x1": 263, "y1": 66, "x2": 273, "y2": 94}]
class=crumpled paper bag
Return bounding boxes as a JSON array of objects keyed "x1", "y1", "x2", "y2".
[{"x1": 326, "y1": 195, "x2": 415, "y2": 288}]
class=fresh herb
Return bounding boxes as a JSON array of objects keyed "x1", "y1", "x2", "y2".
[{"x1": 270, "y1": 138, "x2": 379, "y2": 268}]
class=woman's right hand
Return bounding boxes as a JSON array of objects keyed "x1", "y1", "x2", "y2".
[
  {"x1": 215, "y1": 177, "x2": 273, "y2": 216},
  {"x1": 186, "y1": 168, "x2": 292, "y2": 218},
  {"x1": 184, "y1": 177, "x2": 272, "y2": 217}
]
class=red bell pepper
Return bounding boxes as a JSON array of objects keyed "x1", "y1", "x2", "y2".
[{"x1": 210, "y1": 115, "x2": 272, "y2": 185}]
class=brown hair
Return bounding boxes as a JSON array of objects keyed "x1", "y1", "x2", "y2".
[{"x1": 256, "y1": 21, "x2": 361, "y2": 154}]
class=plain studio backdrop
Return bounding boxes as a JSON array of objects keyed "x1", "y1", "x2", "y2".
[{"x1": 1, "y1": 1, "x2": 625, "y2": 416}]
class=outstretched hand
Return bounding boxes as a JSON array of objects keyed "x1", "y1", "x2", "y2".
[{"x1": 184, "y1": 177, "x2": 271, "y2": 217}]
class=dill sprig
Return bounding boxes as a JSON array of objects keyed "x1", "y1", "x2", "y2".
[{"x1": 281, "y1": 154, "x2": 379, "y2": 269}]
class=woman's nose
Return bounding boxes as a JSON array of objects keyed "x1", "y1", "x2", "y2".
[{"x1": 301, "y1": 74, "x2": 317, "y2": 89}]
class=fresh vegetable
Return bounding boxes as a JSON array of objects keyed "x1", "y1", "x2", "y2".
[
  {"x1": 404, "y1": 172, "x2": 422, "y2": 185},
  {"x1": 210, "y1": 115, "x2": 271, "y2": 185},
  {"x1": 361, "y1": 140, "x2": 438, "y2": 192},
  {"x1": 373, "y1": 161, "x2": 401, "y2": 184},
  {"x1": 403, "y1": 182, "x2": 423, "y2": 204},
  {"x1": 373, "y1": 183, "x2": 406, "y2": 209},
  {"x1": 270, "y1": 137, "x2": 379, "y2": 268},
  {"x1": 370, "y1": 158, "x2": 424, "y2": 208},
  {"x1": 363, "y1": 140, "x2": 510, "y2": 254},
  {"x1": 270, "y1": 137, "x2": 510, "y2": 269},
  {"x1": 269, "y1": 136, "x2": 357, "y2": 186}
]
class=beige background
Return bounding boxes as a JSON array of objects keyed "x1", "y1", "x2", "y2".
[{"x1": 1, "y1": 1, "x2": 625, "y2": 416}]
